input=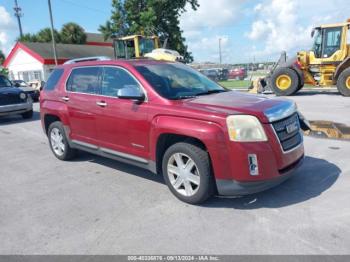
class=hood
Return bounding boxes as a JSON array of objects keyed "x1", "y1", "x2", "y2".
[
  {"x1": 182, "y1": 91, "x2": 295, "y2": 123},
  {"x1": 0, "y1": 86, "x2": 22, "y2": 95}
]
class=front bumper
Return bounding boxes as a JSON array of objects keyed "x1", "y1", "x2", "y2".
[
  {"x1": 0, "y1": 100, "x2": 33, "y2": 116},
  {"x1": 216, "y1": 155, "x2": 304, "y2": 196}
]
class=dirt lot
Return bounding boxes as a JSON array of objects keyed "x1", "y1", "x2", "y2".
[{"x1": 0, "y1": 91, "x2": 349, "y2": 255}]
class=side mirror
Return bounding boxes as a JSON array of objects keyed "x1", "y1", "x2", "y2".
[
  {"x1": 117, "y1": 85, "x2": 145, "y2": 102},
  {"x1": 311, "y1": 28, "x2": 315, "y2": 38}
]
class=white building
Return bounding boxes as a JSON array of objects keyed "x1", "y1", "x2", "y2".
[{"x1": 3, "y1": 41, "x2": 114, "y2": 81}]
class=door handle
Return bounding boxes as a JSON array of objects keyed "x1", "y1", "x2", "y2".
[
  {"x1": 96, "y1": 101, "x2": 107, "y2": 107},
  {"x1": 61, "y1": 96, "x2": 69, "y2": 102}
]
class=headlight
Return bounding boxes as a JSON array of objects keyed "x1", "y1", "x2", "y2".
[
  {"x1": 19, "y1": 93, "x2": 26, "y2": 100},
  {"x1": 226, "y1": 115, "x2": 267, "y2": 142}
]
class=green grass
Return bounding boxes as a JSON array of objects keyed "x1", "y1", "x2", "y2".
[
  {"x1": 218, "y1": 80, "x2": 251, "y2": 89},
  {"x1": 218, "y1": 80, "x2": 324, "y2": 90}
]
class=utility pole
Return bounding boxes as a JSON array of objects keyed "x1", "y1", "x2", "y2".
[
  {"x1": 14, "y1": 0, "x2": 23, "y2": 38},
  {"x1": 219, "y1": 38, "x2": 222, "y2": 65},
  {"x1": 48, "y1": 0, "x2": 58, "y2": 65}
]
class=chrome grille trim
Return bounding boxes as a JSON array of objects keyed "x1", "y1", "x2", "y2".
[
  {"x1": 264, "y1": 100, "x2": 297, "y2": 122},
  {"x1": 271, "y1": 113, "x2": 303, "y2": 152}
]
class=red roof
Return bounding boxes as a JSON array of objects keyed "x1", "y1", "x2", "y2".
[{"x1": 3, "y1": 42, "x2": 114, "y2": 68}]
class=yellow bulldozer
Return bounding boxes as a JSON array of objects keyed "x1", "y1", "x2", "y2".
[
  {"x1": 260, "y1": 19, "x2": 350, "y2": 97},
  {"x1": 113, "y1": 35, "x2": 184, "y2": 62}
]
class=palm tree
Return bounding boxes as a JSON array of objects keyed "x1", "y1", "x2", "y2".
[
  {"x1": 37, "y1": 28, "x2": 61, "y2": 43},
  {"x1": 99, "y1": 21, "x2": 115, "y2": 41},
  {"x1": 0, "y1": 50, "x2": 5, "y2": 65},
  {"x1": 17, "y1": 33, "x2": 38, "y2": 42},
  {"x1": 60, "y1": 22, "x2": 87, "y2": 44}
]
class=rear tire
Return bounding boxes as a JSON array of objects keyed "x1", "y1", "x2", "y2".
[
  {"x1": 48, "y1": 121, "x2": 77, "y2": 161},
  {"x1": 162, "y1": 142, "x2": 215, "y2": 204},
  {"x1": 21, "y1": 110, "x2": 33, "y2": 119},
  {"x1": 336, "y1": 68, "x2": 350, "y2": 97},
  {"x1": 271, "y1": 67, "x2": 300, "y2": 96}
]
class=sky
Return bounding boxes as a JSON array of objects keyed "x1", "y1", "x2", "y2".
[{"x1": 1, "y1": 0, "x2": 350, "y2": 63}]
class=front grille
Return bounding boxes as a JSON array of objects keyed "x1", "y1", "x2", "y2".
[
  {"x1": 0, "y1": 95, "x2": 23, "y2": 106},
  {"x1": 272, "y1": 113, "x2": 302, "y2": 151}
]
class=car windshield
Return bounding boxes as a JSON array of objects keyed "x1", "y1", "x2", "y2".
[
  {"x1": 135, "y1": 63, "x2": 226, "y2": 99},
  {"x1": 0, "y1": 76, "x2": 12, "y2": 88}
]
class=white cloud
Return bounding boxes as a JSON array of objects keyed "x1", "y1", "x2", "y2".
[
  {"x1": 246, "y1": 0, "x2": 350, "y2": 60},
  {"x1": 0, "y1": 6, "x2": 17, "y2": 55},
  {"x1": 181, "y1": 0, "x2": 245, "y2": 31},
  {"x1": 180, "y1": 0, "x2": 246, "y2": 62}
]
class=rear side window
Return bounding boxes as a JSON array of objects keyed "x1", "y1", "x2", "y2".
[
  {"x1": 44, "y1": 69, "x2": 64, "y2": 91},
  {"x1": 66, "y1": 67, "x2": 102, "y2": 94}
]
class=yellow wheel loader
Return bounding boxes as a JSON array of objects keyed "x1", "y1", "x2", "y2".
[
  {"x1": 260, "y1": 19, "x2": 350, "y2": 97},
  {"x1": 113, "y1": 35, "x2": 184, "y2": 62}
]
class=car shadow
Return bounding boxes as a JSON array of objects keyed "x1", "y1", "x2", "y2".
[
  {"x1": 74, "y1": 153, "x2": 340, "y2": 208},
  {"x1": 74, "y1": 151, "x2": 165, "y2": 184},
  {"x1": 204, "y1": 156, "x2": 341, "y2": 209},
  {"x1": 0, "y1": 110, "x2": 40, "y2": 125}
]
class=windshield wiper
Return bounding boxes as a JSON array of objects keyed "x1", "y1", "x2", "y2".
[
  {"x1": 172, "y1": 95, "x2": 197, "y2": 100},
  {"x1": 195, "y1": 89, "x2": 229, "y2": 96}
]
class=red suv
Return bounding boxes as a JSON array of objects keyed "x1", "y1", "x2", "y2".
[{"x1": 40, "y1": 57, "x2": 305, "y2": 204}]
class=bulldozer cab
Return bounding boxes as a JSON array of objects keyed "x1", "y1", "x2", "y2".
[
  {"x1": 308, "y1": 23, "x2": 349, "y2": 64},
  {"x1": 113, "y1": 35, "x2": 160, "y2": 59}
]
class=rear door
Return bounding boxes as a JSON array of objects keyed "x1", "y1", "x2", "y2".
[{"x1": 64, "y1": 66, "x2": 102, "y2": 146}]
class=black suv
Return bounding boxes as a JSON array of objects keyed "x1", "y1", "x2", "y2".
[{"x1": 0, "y1": 74, "x2": 33, "y2": 119}]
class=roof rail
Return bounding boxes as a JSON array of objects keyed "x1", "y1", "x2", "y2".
[{"x1": 63, "y1": 56, "x2": 111, "y2": 65}]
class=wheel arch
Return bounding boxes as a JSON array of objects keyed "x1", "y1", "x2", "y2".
[
  {"x1": 150, "y1": 116, "x2": 230, "y2": 180},
  {"x1": 334, "y1": 57, "x2": 350, "y2": 82},
  {"x1": 155, "y1": 133, "x2": 208, "y2": 175},
  {"x1": 43, "y1": 114, "x2": 61, "y2": 134}
]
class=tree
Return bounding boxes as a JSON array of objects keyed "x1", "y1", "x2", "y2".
[
  {"x1": 60, "y1": 22, "x2": 87, "y2": 44},
  {"x1": 37, "y1": 28, "x2": 61, "y2": 43},
  {"x1": 99, "y1": 0, "x2": 127, "y2": 40},
  {"x1": 100, "y1": 0, "x2": 198, "y2": 62},
  {"x1": 0, "y1": 50, "x2": 8, "y2": 75},
  {"x1": 0, "y1": 50, "x2": 5, "y2": 65},
  {"x1": 17, "y1": 33, "x2": 38, "y2": 42}
]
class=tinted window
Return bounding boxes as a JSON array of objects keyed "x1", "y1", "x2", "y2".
[
  {"x1": 66, "y1": 67, "x2": 102, "y2": 94},
  {"x1": 44, "y1": 69, "x2": 64, "y2": 91},
  {"x1": 101, "y1": 67, "x2": 141, "y2": 97}
]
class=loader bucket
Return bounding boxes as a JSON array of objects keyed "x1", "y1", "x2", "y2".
[{"x1": 304, "y1": 120, "x2": 350, "y2": 140}]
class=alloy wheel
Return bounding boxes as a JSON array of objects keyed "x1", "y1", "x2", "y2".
[
  {"x1": 50, "y1": 127, "x2": 65, "y2": 156},
  {"x1": 167, "y1": 153, "x2": 200, "y2": 197}
]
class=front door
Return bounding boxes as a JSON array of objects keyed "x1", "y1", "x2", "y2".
[
  {"x1": 64, "y1": 66, "x2": 102, "y2": 146},
  {"x1": 95, "y1": 66, "x2": 150, "y2": 160}
]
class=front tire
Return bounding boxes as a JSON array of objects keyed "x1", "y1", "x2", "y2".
[
  {"x1": 162, "y1": 142, "x2": 215, "y2": 204},
  {"x1": 336, "y1": 68, "x2": 350, "y2": 97},
  {"x1": 48, "y1": 121, "x2": 77, "y2": 161},
  {"x1": 271, "y1": 67, "x2": 300, "y2": 96}
]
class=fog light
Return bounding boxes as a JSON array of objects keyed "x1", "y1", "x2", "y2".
[{"x1": 248, "y1": 154, "x2": 259, "y2": 176}]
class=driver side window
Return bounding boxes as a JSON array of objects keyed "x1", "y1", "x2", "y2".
[{"x1": 101, "y1": 67, "x2": 141, "y2": 97}]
